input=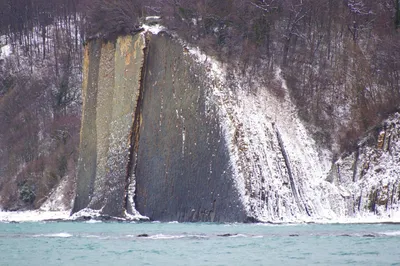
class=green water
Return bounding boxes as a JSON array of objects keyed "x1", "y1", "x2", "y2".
[{"x1": 0, "y1": 222, "x2": 399, "y2": 265}]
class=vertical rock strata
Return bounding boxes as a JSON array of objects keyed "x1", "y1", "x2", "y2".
[
  {"x1": 72, "y1": 32, "x2": 247, "y2": 221},
  {"x1": 73, "y1": 35, "x2": 147, "y2": 217},
  {"x1": 328, "y1": 113, "x2": 400, "y2": 216},
  {"x1": 134, "y1": 33, "x2": 246, "y2": 222},
  {"x1": 72, "y1": 40, "x2": 101, "y2": 213},
  {"x1": 89, "y1": 41, "x2": 115, "y2": 210},
  {"x1": 73, "y1": 30, "x2": 400, "y2": 222}
]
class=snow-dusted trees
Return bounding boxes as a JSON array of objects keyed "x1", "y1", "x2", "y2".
[
  {"x1": 153, "y1": 0, "x2": 399, "y2": 152},
  {"x1": 0, "y1": 0, "x2": 82, "y2": 209},
  {"x1": 81, "y1": 0, "x2": 143, "y2": 39},
  {"x1": 0, "y1": 0, "x2": 399, "y2": 209}
]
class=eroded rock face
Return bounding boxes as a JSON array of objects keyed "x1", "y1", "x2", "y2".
[
  {"x1": 72, "y1": 28, "x2": 400, "y2": 222},
  {"x1": 134, "y1": 34, "x2": 246, "y2": 222},
  {"x1": 72, "y1": 32, "x2": 247, "y2": 222},
  {"x1": 73, "y1": 35, "x2": 146, "y2": 217},
  {"x1": 328, "y1": 112, "x2": 400, "y2": 216}
]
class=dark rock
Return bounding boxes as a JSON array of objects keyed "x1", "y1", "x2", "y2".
[
  {"x1": 217, "y1": 233, "x2": 238, "y2": 237},
  {"x1": 133, "y1": 33, "x2": 247, "y2": 222},
  {"x1": 73, "y1": 216, "x2": 92, "y2": 222},
  {"x1": 363, "y1": 234, "x2": 376, "y2": 237},
  {"x1": 72, "y1": 33, "x2": 248, "y2": 222},
  {"x1": 244, "y1": 216, "x2": 262, "y2": 223}
]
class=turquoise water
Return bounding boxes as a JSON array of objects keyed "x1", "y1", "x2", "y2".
[{"x1": 0, "y1": 222, "x2": 399, "y2": 265}]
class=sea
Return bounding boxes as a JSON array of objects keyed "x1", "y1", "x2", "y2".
[{"x1": 0, "y1": 220, "x2": 399, "y2": 266}]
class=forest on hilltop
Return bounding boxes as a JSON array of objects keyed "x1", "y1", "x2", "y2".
[{"x1": 0, "y1": 0, "x2": 399, "y2": 210}]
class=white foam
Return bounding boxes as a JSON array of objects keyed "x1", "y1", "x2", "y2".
[
  {"x1": 228, "y1": 234, "x2": 248, "y2": 238},
  {"x1": 148, "y1": 234, "x2": 186, "y2": 240},
  {"x1": 380, "y1": 231, "x2": 400, "y2": 236},
  {"x1": 85, "y1": 234, "x2": 102, "y2": 238},
  {"x1": 85, "y1": 220, "x2": 102, "y2": 224},
  {"x1": 34, "y1": 233, "x2": 73, "y2": 238}
]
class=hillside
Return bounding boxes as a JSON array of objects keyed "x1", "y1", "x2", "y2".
[{"x1": 0, "y1": 0, "x2": 399, "y2": 222}]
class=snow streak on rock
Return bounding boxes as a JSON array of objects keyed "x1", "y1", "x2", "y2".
[
  {"x1": 183, "y1": 40, "x2": 400, "y2": 223},
  {"x1": 329, "y1": 112, "x2": 400, "y2": 219}
]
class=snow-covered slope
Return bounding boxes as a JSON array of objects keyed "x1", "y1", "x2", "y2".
[
  {"x1": 327, "y1": 113, "x2": 400, "y2": 220},
  {"x1": 182, "y1": 33, "x2": 400, "y2": 222}
]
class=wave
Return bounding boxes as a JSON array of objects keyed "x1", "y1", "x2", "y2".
[
  {"x1": 33, "y1": 233, "x2": 73, "y2": 238},
  {"x1": 379, "y1": 231, "x2": 400, "y2": 236},
  {"x1": 85, "y1": 220, "x2": 102, "y2": 224}
]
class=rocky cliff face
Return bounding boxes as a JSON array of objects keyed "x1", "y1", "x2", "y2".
[
  {"x1": 73, "y1": 35, "x2": 147, "y2": 217},
  {"x1": 72, "y1": 28, "x2": 400, "y2": 222},
  {"x1": 327, "y1": 113, "x2": 400, "y2": 218},
  {"x1": 72, "y1": 32, "x2": 247, "y2": 222}
]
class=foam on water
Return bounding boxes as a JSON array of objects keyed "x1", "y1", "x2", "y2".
[
  {"x1": 33, "y1": 233, "x2": 73, "y2": 238},
  {"x1": 147, "y1": 234, "x2": 186, "y2": 240},
  {"x1": 1, "y1": 222, "x2": 399, "y2": 265},
  {"x1": 379, "y1": 231, "x2": 400, "y2": 236}
]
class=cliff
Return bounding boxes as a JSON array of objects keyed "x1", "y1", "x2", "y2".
[
  {"x1": 72, "y1": 28, "x2": 400, "y2": 223},
  {"x1": 72, "y1": 32, "x2": 247, "y2": 222},
  {"x1": 327, "y1": 113, "x2": 400, "y2": 217}
]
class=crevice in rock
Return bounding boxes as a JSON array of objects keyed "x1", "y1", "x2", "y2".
[
  {"x1": 358, "y1": 191, "x2": 362, "y2": 212},
  {"x1": 124, "y1": 33, "x2": 149, "y2": 214},
  {"x1": 352, "y1": 149, "x2": 359, "y2": 182},
  {"x1": 273, "y1": 123, "x2": 308, "y2": 216}
]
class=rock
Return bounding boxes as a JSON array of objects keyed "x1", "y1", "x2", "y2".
[
  {"x1": 217, "y1": 233, "x2": 238, "y2": 237},
  {"x1": 362, "y1": 234, "x2": 376, "y2": 238}
]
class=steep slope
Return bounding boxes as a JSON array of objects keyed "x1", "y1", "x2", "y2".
[
  {"x1": 72, "y1": 28, "x2": 400, "y2": 223},
  {"x1": 72, "y1": 31, "x2": 248, "y2": 222},
  {"x1": 73, "y1": 35, "x2": 147, "y2": 217},
  {"x1": 327, "y1": 113, "x2": 400, "y2": 218}
]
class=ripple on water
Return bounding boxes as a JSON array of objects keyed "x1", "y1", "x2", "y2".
[
  {"x1": 1, "y1": 222, "x2": 399, "y2": 265},
  {"x1": 33, "y1": 233, "x2": 73, "y2": 238}
]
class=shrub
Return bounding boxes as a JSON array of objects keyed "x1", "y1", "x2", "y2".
[
  {"x1": 18, "y1": 182, "x2": 36, "y2": 204},
  {"x1": 83, "y1": 0, "x2": 143, "y2": 40}
]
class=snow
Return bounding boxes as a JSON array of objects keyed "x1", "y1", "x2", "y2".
[
  {"x1": 145, "y1": 16, "x2": 161, "y2": 20},
  {"x1": 2, "y1": 23, "x2": 398, "y2": 224},
  {"x1": 171, "y1": 30, "x2": 400, "y2": 223},
  {"x1": 40, "y1": 178, "x2": 72, "y2": 211},
  {"x1": 176, "y1": 40, "x2": 330, "y2": 222},
  {"x1": 69, "y1": 206, "x2": 148, "y2": 221},
  {"x1": 142, "y1": 24, "x2": 165, "y2": 35},
  {"x1": 0, "y1": 210, "x2": 70, "y2": 222},
  {"x1": 0, "y1": 44, "x2": 11, "y2": 60}
]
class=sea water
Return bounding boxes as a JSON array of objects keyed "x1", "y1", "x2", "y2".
[{"x1": 0, "y1": 221, "x2": 399, "y2": 265}]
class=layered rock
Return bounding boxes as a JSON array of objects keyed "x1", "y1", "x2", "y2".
[
  {"x1": 327, "y1": 113, "x2": 400, "y2": 217},
  {"x1": 72, "y1": 28, "x2": 400, "y2": 222},
  {"x1": 72, "y1": 32, "x2": 247, "y2": 222},
  {"x1": 73, "y1": 35, "x2": 147, "y2": 217}
]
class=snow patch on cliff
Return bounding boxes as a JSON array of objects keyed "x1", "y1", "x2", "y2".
[
  {"x1": 0, "y1": 44, "x2": 12, "y2": 60},
  {"x1": 142, "y1": 23, "x2": 166, "y2": 35},
  {"x1": 177, "y1": 39, "x2": 340, "y2": 222},
  {"x1": 175, "y1": 31, "x2": 400, "y2": 223}
]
